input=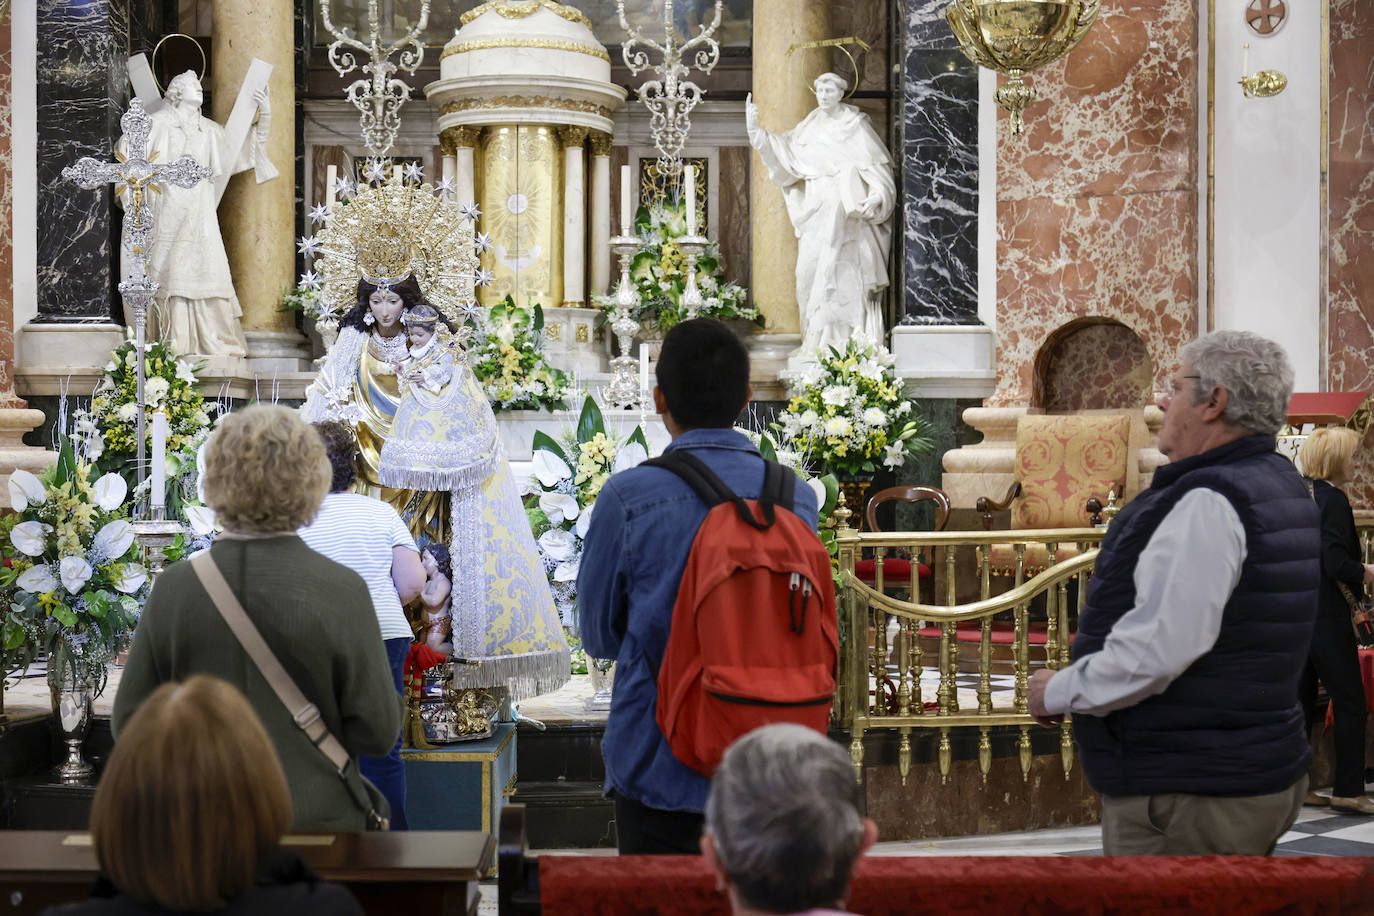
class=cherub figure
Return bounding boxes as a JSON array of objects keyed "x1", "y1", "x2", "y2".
[
  {"x1": 417, "y1": 543, "x2": 453, "y2": 655},
  {"x1": 393, "y1": 304, "x2": 457, "y2": 394}
]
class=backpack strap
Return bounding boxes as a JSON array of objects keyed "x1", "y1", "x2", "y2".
[{"x1": 646, "y1": 450, "x2": 795, "y2": 532}]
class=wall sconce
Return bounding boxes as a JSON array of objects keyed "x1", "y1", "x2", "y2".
[{"x1": 1239, "y1": 43, "x2": 1287, "y2": 99}]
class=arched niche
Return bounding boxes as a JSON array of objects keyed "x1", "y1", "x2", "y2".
[{"x1": 1032, "y1": 318, "x2": 1153, "y2": 412}]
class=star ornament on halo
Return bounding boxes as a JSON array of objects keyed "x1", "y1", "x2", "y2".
[
  {"x1": 458, "y1": 202, "x2": 482, "y2": 222},
  {"x1": 474, "y1": 231, "x2": 493, "y2": 254},
  {"x1": 473, "y1": 268, "x2": 495, "y2": 287},
  {"x1": 334, "y1": 175, "x2": 356, "y2": 199},
  {"x1": 403, "y1": 162, "x2": 424, "y2": 183},
  {"x1": 298, "y1": 270, "x2": 321, "y2": 290},
  {"x1": 433, "y1": 177, "x2": 455, "y2": 199},
  {"x1": 364, "y1": 158, "x2": 389, "y2": 183},
  {"x1": 308, "y1": 203, "x2": 331, "y2": 225},
  {"x1": 297, "y1": 236, "x2": 321, "y2": 258}
]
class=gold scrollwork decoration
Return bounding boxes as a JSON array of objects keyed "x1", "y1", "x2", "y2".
[
  {"x1": 575, "y1": 323, "x2": 590, "y2": 342},
  {"x1": 442, "y1": 96, "x2": 614, "y2": 120},
  {"x1": 460, "y1": 0, "x2": 593, "y2": 31},
  {"x1": 589, "y1": 131, "x2": 614, "y2": 157},
  {"x1": 556, "y1": 125, "x2": 591, "y2": 148},
  {"x1": 545, "y1": 323, "x2": 562, "y2": 341},
  {"x1": 441, "y1": 37, "x2": 611, "y2": 64}
]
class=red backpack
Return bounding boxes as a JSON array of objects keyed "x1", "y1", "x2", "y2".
[{"x1": 645, "y1": 451, "x2": 839, "y2": 776}]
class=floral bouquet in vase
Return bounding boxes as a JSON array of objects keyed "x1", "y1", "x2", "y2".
[
  {"x1": 775, "y1": 336, "x2": 934, "y2": 481},
  {"x1": 469, "y1": 296, "x2": 573, "y2": 412},
  {"x1": 1, "y1": 441, "x2": 148, "y2": 697}
]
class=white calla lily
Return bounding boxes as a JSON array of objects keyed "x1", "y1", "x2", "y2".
[
  {"x1": 539, "y1": 492, "x2": 580, "y2": 526},
  {"x1": 92, "y1": 473, "x2": 128, "y2": 512},
  {"x1": 113, "y1": 562, "x2": 148, "y2": 594},
  {"x1": 574, "y1": 501, "x2": 595, "y2": 539},
  {"x1": 59, "y1": 555, "x2": 93, "y2": 594},
  {"x1": 94, "y1": 520, "x2": 136, "y2": 560},
  {"x1": 184, "y1": 505, "x2": 218, "y2": 537},
  {"x1": 553, "y1": 559, "x2": 579, "y2": 583},
  {"x1": 16, "y1": 563, "x2": 58, "y2": 594},
  {"x1": 612, "y1": 442, "x2": 649, "y2": 474},
  {"x1": 532, "y1": 449, "x2": 572, "y2": 487},
  {"x1": 7, "y1": 469, "x2": 46, "y2": 513},
  {"x1": 11, "y1": 521, "x2": 51, "y2": 557},
  {"x1": 537, "y1": 529, "x2": 577, "y2": 562}
]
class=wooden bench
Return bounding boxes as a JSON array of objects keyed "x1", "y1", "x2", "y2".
[{"x1": 0, "y1": 829, "x2": 493, "y2": 915}]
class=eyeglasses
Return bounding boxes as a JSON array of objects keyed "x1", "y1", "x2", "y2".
[{"x1": 1167, "y1": 375, "x2": 1202, "y2": 395}]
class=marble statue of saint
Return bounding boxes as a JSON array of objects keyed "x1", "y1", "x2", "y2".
[
  {"x1": 746, "y1": 73, "x2": 895, "y2": 360},
  {"x1": 116, "y1": 70, "x2": 272, "y2": 359}
]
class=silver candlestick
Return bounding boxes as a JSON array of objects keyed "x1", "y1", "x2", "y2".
[
  {"x1": 674, "y1": 233, "x2": 709, "y2": 319},
  {"x1": 601, "y1": 234, "x2": 645, "y2": 409}
]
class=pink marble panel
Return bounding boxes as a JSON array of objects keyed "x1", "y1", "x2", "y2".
[
  {"x1": 1327, "y1": 0, "x2": 1374, "y2": 508},
  {"x1": 0, "y1": 10, "x2": 20, "y2": 408},
  {"x1": 992, "y1": 0, "x2": 1198, "y2": 408}
]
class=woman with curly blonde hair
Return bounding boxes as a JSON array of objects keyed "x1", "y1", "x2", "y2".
[{"x1": 114, "y1": 404, "x2": 401, "y2": 831}]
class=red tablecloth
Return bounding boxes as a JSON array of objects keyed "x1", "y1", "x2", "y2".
[{"x1": 1324, "y1": 646, "x2": 1374, "y2": 730}]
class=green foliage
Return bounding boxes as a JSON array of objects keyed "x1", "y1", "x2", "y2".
[{"x1": 468, "y1": 296, "x2": 572, "y2": 411}]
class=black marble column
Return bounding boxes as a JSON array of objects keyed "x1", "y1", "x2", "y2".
[
  {"x1": 34, "y1": 0, "x2": 132, "y2": 323},
  {"x1": 900, "y1": 0, "x2": 980, "y2": 325}
]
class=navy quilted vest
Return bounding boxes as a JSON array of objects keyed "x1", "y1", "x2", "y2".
[{"x1": 1071, "y1": 434, "x2": 1319, "y2": 797}]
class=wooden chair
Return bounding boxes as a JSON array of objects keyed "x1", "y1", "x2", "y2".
[{"x1": 853, "y1": 485, "x2": 951, "y2": 587}]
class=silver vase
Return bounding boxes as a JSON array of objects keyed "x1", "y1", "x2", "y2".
[{"x1": 47, "y1": 664, "x2": 95, "y2": 784}]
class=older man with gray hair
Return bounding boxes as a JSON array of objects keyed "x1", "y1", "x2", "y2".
[
  {"x1": 1029, "y1": 330, "x2": 1320, "y2": 855},
  {"x1": 702, "y1": 724, "x2": 876, "y2": 916}
]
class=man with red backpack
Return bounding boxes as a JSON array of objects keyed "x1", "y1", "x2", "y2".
[{"x1": 579, "y1": 318, "x2": 831, "y2": 855}]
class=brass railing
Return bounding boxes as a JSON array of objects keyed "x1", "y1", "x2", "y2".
[{"x1": 834, "y1": 518, "x2": 1104, "y2": 786}]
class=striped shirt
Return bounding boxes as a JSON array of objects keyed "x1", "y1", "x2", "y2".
[{"x1": 298, "y1": 492, "x2": 418, "y2": 641}]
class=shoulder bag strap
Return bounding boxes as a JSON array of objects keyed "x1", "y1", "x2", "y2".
[{"x1": 190, "y1": 552, "x2": 352, "y2": 776}]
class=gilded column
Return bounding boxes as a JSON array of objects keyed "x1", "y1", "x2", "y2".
[
  {"x1": 443, "y1": 126, "x2": 481, "y2": 207},
  {"x1": 439, "y1": 130, "x2": 457, "y2": 191},
  {"x1": 558, "y1": 126, "x2": 589, "y2": 308},
  {"x1": 750, "y1": 0, "x2": 831, "y2": 340},
  {"x1": 212, "y1": 0, "x2": 306, "y2": 368},
  {"x1": 588, "y1": 131, "x2": 613, "y2": 301}
]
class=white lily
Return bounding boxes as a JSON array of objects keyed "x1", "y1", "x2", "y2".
[
  {"x1": 16, "y1": 563, "x2": 58, "y2": 594},
  {"x1": 538, "y1": 529, "x2": 577, "y2": 562},
  {"x1": 7, "y1": 468, "x2": 46, "y2": 513},
  {"x1": 59, "y1": 555, "x2": 93, "y2": 594},
  {"x1": 532, "y1": 449, "x2": 572, "y2": 488},
  {"x1": 184, "y1": 505, "x2": 218, "y2": 537},
  {"x1": 93, "y1": 473, "x2": 128, "y2": 512},
  {"x1": 113, "y1": 562, "x2": 148, "y2": 594},
  {"x1": 11, "y1": 521, "x2": 51, "y2": 557},
  {"x1": 539, "y1": 492, "x2": 580, "y2": 526},
  {"x1": 612, "y1": 442, "x2": 649, "y2": 474},
  {"x1": 94, "y1": 520, "x2": 136, "y2": 560}
]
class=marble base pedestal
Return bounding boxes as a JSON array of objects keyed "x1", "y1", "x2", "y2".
[
  {"x1": 746, "y1": 333, "x2": 801, "y2": 401},
  {"x1": 0, "y1": 408, "x2": 56, "y2": 509},
  {"x1": 18, "y1": 323, "x2": 126, "y2": 372},
  {"x1": 244, "y1": 330, "x2": 312, "y2": 373},
  {"x1": 892, "y1": 324, "x2": 997, "y2": 399}
]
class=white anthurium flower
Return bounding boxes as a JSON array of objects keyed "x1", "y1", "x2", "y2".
[
  {"x1": 613, "y1": 442, "x2": 649, "y2": 474},
  {"x1": 93, "y1": 473, "x2": 128, "y2": 512},
  {"x1": 575, "y1": 500, "x2": 595, "y2": 539},
  {"x1": 16, "y1": 563, "x2": 58, "y2": 594},
  {"x1": 553, "y1": 559, "x2": 579, "y2": 583},
  {"x1": 538, "y1": 529, "x2": 577, "y2": 563},
  {"x1": 807, "y1": 476, "x2": 828, "y2": 508},
  {"x1": 113, "y1": 562, "x2": 148, "y2": 595},
  {"x1": 539, "y1": 492, "x2": 580, "y2": 526},
  {"x1": 94, "y1": 520, "x2": 136, "y2": 560},
  {"x1": 59, "y1": 555, "x2": 93, "y2": 594},
  {"x1": 11, "y1": 521, "x2": 51, "y2": 557},
  {"x1": 8, "y1": 468, "x2": 46, "y2": 513},
  {"x1": 532, "y1": 449, "x2": 572, "y2": 488},
  {"x1": 184, "y1": 505, "x2": 218, "y2": 537}
]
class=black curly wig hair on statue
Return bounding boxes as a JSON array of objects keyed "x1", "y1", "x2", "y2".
[
  {"x1": 422, "y1": 542, "x2": 453, "y2": 581},
  {"x1": 338, "y1": 275, "x2": 427, "y2": 333}
]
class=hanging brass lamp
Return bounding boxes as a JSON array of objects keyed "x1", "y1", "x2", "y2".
[{"x1": 945, "y1": 0, "x2": 1102, "y2": 136}]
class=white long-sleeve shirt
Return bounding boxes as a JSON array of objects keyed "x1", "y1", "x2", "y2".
[{"x1": 1042, "y1": 488, "x2": 1246, "y2": 717}]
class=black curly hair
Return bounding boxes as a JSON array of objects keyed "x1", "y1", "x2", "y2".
[
  {"x1": 421, "y1": 542, "x2": 453, "y2": 581},
  {"x1": 338, "y1": 275, "x2": 426, "y2": 333},
  {"x1": 312, "y1": 421, "x2": 359, "y2": 493}
]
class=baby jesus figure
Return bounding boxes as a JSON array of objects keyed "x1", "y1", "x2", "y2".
[
  {"x1": 417, "y1": 543, "x2": 453, "y2": 656},
  {"x1": 393, "y1": 304, "x2": 456, "y2": 394}
]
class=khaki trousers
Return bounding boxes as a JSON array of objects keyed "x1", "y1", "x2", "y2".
[{"x1": 1100, "y1": 775, "x2": 1307, "y2": 855}]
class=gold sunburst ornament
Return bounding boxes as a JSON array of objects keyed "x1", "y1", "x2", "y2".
[
  {"x1": 945, "y1": 0, "x2": 1101, "y2": 137},
  {"x1": 297, "y1": 162, "x2": 488, "y2": 327}
]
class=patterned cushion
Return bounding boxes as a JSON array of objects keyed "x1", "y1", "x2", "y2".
[{"x1": 1011, "y1": 414, "x2": 1132, "y2": 529}]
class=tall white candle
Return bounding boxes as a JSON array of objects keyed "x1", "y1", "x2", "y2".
[
  {"x1": 684, "y1": 165, "x2": 697, "y2": 235},
  {"x1": 325, "y1": 164, "x2": 337, "y2": 210},
  {"x1": 639, "y1": 345, "x2": 650, "y2": 393},
  {"x1": 620, "y1": 164, "x2": 633, "y2": 235},
  {"x1": 392, "y1": 164, "x2": 403, "y2": 185},
  {"x1": 151, "y1": 411, "x2": 168, "y2": 511}
]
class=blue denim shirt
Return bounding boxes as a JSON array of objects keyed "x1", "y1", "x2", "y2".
[{"x1": 577, "y1": 428, "x2": 820, "y2": 812}]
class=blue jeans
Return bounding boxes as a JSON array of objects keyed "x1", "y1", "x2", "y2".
[{"x1": 360, "y1": 637, "x2": 411, "y2": 830}]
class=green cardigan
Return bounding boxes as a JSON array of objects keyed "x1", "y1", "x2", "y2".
[{"x1": 113, "y1": 536, "x2": 402, "y2": 831}]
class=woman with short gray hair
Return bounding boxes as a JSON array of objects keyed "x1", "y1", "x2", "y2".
[{"x1": 702, "y1": 724, "x2": 877, "y2": 915}]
